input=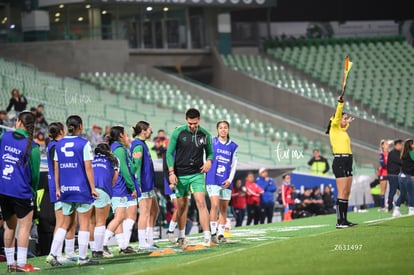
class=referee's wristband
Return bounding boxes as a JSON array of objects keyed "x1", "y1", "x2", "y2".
[{"x1": 169, "y1": 171, "x2": 175, "y2": 176}]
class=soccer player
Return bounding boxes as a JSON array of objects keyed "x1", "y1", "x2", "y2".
[
  {"x1": 91, "y1": 143, "x2": 119, "y2": 258},
  {"x1": 326, "y1": 96, "x2": 357, "y2": 228},
  {"x1": 46, "y1": 115, "x2": 99, "y2": 266},
  {"x1": 206, "y1": 121, "x2": 238, "y2": 243},
  {"x1": 131, "y1": 121, "x2": 160, "y2": 249},
  {"x1": 46, "y1": 122, "x2": 77, "y2": 263},
  {"x1": 166, "y1": 108, "x2": 214, "y2": 247},
  {"x1": 102, "y1": 126, "x2": 137, "y2": 256},
  {"x1": 0, "y1": 111, "x2": 41, "y2": 272},
  {"x1": 164, "y1": 172, "x2": 177, "y2": 243}
]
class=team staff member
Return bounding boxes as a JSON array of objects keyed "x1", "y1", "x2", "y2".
[
  {"x1": 281, "y1": 173, "x2": 295, "y2": 221},
  {"x1": 245, "y1": 172, "x2": 263, "y2": 225},
  {"x1": 206, "y1": 121, "x2": 238, "y2": 243},
  {"x1": 166, "y1": 108, "x2": 214, "y2": 248},
  {"x1": 326, "y1": 96, "x2": 356, "y2": 229},
  {"x1": 307, "y1": 149, "x2": 329, "y2": 175},
  {"x1": 0, "y1": 111, "x2": 41, "y2": 272},
  {"x1": 47, "y1": 115, "x2": 99, "y2": 266},
  {"x1": 231, "y1": 179, "x2": 246, "y2": 227},
  {"x1": 387, "y1": 139, "x2": 403, "y2": 212},
  {"x1": 377, "y1": 140, "x2": 389, "y2": 212},
  {"x1": 46, "y1": 122, "x2": 77, "y2": 263},
  {"x1": 393, "y1": 139, "x2": 414, "y2": 217},
  {"x1": 131, "y1": 121, "x2": 159, "y2": 249},
  {"x1": 256, "y1": 168, "x2": 277, "y2": 224}
]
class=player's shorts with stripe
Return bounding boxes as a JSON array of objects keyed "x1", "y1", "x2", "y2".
[
  {"x1": 137, "y1": 190, "x2": 156, "y2": 203},
  {"x1": 111, "y1": 196, "x2": 128, "y2": 211},
  {"x1": 94, "y1": 188, "x2": 111, "y2": 209},
  {"x1": 62, "y1": 202, "x2": 93, "y2": 216},
  {"x1": 206, "y1": 184, "x2": 231, "y2": 201},
  {"x1": 127, "y1": 197, "x2": 138, "y2": 207},
  {"x1": 175, "y1": 173, "x2": 205, "y2": 198},
  {"x1": 54, "y1": 201, "x2": 63, "y2": 211}
]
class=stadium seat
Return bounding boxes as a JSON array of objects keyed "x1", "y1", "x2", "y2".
[{"x1": 263, "y1": 35, "x2": 414, "y2": 129}]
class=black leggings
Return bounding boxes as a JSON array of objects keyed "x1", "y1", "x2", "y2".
[
  {"x1": 246, "y1": 204, "x2": 260, "y2": 225},
  {"x1": 260, "y1": 203, "x2": 275, "y2": 224}
]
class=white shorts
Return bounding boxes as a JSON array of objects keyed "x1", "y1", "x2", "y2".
[{"x1": 206, "y1": 184, "x2": 231, "y2": 200}]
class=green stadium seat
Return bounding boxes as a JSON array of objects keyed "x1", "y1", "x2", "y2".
[{"x1": 260, "y1": 35, "x2": 414, "y2": 129}]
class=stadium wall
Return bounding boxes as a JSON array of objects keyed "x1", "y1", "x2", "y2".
[
  {"x1": 0, "y1": 40, "x2": 214, "y2": 77},
  {"x1": 0, "y1": 40, "x2": 129, "y2": 77},
  {"x1": 126, "y1": 49, "x2": 212, "y2": 72}
]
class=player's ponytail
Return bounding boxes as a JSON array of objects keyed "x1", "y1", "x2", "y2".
[
  {"x1": 132, "y1": 121, "x2": 150, "y2": 138},
  {"x1": 48, "y1": 122, "x2": 65, "y2": 141},
  {"x1": 66, "y1": 115, "x2": 83, "y2": 136},
  {"x1": 95, "y1": 142, "x2": 119, "y2": 168},
  {"x1": 18, "y1": 111, "x2": 36, "y2": 166},
  {"x1": 325, "y1": 118, "x2": 332, "y2": 135},
  {"x1": 401, "y1": 139, "x2": 414, "y2": 160},
  {"x1": 107, "y1": 125, "x2": 125, "y2": 145}
]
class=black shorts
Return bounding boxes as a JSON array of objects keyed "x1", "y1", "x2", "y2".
[
  {"x1": 332, "y1": 154, "x2": 353, "y2": 178},
  {"x1": 379, "y1": 175, "x2": 388, "y2": 181},
  {"x1": 0, "y1": 194, "x2": 34, "y2": 221}
]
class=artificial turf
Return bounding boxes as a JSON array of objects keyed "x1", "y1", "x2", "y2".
[{"x1": 1, "y1": 206, "x2": 413, "y2": 274}]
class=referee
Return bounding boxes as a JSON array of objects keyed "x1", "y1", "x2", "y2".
[{"x1": 326, "y1": 96, "x2": 357, "y2": 229}]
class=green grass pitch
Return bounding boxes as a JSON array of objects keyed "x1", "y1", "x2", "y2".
[{"x1": 1, "y1": 207, "x2": 413, "y2": 274}]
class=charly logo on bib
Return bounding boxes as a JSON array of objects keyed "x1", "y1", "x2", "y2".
[
  {"x1": 2, "y1": 164, "x2": 14, "y2": 179},
  {"x1": 217, "y1": 164, "x2": 226, "y2": 173},
  {"x1": 61, "y1": 142, "x2": 75, "y2": 157}
]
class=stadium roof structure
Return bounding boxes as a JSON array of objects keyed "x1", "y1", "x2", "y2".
[{"x1": 85, "y1": 0, "x2": 277, "y2": 7}]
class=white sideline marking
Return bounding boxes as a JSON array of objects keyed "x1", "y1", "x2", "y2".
[
  {"x1": 127, "y1": 216, "x2": 398, "y2": 274},
  {"x1": 181, "y1": 241, "x2": 272, "y2": 266},
  {"x1": 364, "y1": 214, "x2": 410, "y2": 224}
]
